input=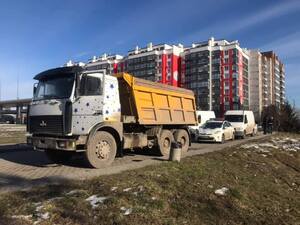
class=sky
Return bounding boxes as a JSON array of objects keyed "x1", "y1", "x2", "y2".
[{"x1": 0, "y1": 0, "x2": 299, "y2": 106}]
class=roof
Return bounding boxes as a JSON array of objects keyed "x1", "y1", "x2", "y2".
[{"x1": 34, "y1": 66, "x2": 83, "y2": 80}]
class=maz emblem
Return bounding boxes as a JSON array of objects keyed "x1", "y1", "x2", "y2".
[{"x1": 40, "y1": 121, "x2": 47, "y2": 127}]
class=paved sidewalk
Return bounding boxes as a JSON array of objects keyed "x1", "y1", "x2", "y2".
[{"x1": 0, "y1": 134, "x2": 268, "y2": 192}]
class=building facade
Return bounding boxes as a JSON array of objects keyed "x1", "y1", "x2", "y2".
[
  {"x1": 249, "y1": 50, "x2": 286, "y2": 120},
  {"x1": 183, "y1": 38, "x2": 249, "y2": 116},
  {"x1": 85, "y1": 54, "x2": 124, "y2": 74},
  {"x1": 262, "y1": 51, "x2": 285, "y2": 107},
  {"x1": 124, "y1": 43, "x2": 184, "y2": 86},
  {"x1": 69, "y1": 38, "x2": 285, "y2": 118}
]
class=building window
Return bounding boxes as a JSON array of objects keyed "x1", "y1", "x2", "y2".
[
  {"x1": 225, "y1": 66, "x2": 229, "y2": 71},
  {"x1": 225, "y1": 50, "x2": 229, "y2": 55},
  {"x1": 225, "y1": 58, "x2": 229, "y2": 64}
]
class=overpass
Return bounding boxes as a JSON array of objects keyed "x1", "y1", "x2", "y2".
[{"x1": 0, "y1": 98, "x2": 31, "y2": 124}]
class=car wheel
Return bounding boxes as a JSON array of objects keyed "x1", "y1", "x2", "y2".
[{"x1": 220, "y1": 134, "x2": 225, "y2": 144}]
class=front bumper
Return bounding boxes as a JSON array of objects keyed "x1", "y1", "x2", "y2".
[
  {"x1": 198, "y1": 134, "x2": 222, "y2": 142},
  {"x1": 234, "y1": 130, "x2": 245, "y2": 137},
  {"x1": 27, "y1": 135, "x2": 86, "y2": 151}
]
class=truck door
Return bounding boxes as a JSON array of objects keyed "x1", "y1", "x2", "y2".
[{"x1": 72, "y1": 72, "x2": 104, "y2": 135}]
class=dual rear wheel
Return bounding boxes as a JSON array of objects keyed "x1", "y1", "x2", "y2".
[{"x1": 157, "y1": 129, "x2": 189, "y2": 157}]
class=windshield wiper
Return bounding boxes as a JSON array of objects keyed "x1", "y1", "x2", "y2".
[{"x1": 42, "y1": 94, "x2": 63, "y2": 99}]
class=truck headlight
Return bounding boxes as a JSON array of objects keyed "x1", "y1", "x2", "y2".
[{"x1": 214, "y1": 130, "x2": 221, "y2": 134}]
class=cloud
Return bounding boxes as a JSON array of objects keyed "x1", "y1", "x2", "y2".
[
  {"x1": 184, "y1": 0, "x2": 300, "y2": 42},
  {"x1": 260, "y1": 32, "x2": 300, "y2": 60}
]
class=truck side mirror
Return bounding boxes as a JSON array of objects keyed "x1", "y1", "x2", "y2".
[
  {"x1": 33, "y1": 83, "x2": 38, "y2": 95},
  {"x1": 198, "y1": 115, "x2": 201, "y2": 123}
]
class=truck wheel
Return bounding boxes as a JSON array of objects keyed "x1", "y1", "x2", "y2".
[
  {"x1": 85, "y1": 131, "x2": 117, "y2": 168},
  {"x1": 157, "y1": 129, "x2": 174, "y2": 157},
  {"x1": 242, "y1": 130, "x2": 246, "y2": 139},
  {"x1": 45, "y1": 150, "x2": 73, "y2": 164},
  {"x1": 174, "y1": 129, "x2": 189, "y2": 154}
]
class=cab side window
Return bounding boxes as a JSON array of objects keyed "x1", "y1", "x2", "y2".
[{"x1": 80, "y1": 75, "x2": 102, "y2": 96}]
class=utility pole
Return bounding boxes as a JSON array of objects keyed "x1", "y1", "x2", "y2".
[{"x1": 17, "y1": 74, "x2": 19, "y2": 100}]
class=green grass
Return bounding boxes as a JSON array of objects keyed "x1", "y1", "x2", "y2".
[{"x1": 0, "y1": 133, "x2": 299, "y2": 225}]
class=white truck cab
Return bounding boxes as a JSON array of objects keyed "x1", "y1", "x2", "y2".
[{"x1": 224, "y1": 110, "x2": 257, "y2": 138}]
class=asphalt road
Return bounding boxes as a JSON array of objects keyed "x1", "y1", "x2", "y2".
[{"x1": 0, "y1": 133, "x2": 267, "y2": 192}]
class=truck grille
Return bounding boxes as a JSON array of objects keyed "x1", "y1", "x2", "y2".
[{"x1": 29, "y1": 115, "x2": 63, "y2": 135}]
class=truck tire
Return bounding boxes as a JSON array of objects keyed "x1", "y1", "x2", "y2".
[
  {"x1": 242, "y1": 130, "x2": 246, "y2": 139},
  {"x1": 251, "y1": 129, "x2": 255, "y2": 137},
  {"x1": 157, "y1": 129, "x2": 174, "y2": 157},
  {"x1": 174, "y1": 129, "x2": 189, "y2": 154},
  {"x1": 45, "y1": 149, "x2": 73, "y2": 164},
  {"x1": 85, "y1": 131, "x2": 117, "y2": 168}
]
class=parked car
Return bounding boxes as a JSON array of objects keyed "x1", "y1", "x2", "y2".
[
  {"x1": 189, "y1": 111, "x2": 216, "y2": 141},
  {"x1": 198, "y1": 120, "x2": 235, "y2": 143},
  {"x1": 224, "y1": 110, "x2": 257, "y2": 138},
  {"x1": 0, "y1": 115, "x2": 15, "y2": 124}
]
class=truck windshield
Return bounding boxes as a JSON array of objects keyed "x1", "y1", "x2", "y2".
[
  {"x1": 225, "y1": 115, "x2": 243, "y2": 123},
  {"x1": 34, "y1": 76, "x2": 74, "y2": 100},
  {"x1": 203, "y1": 122, "x2": 223, "y2": 129}
]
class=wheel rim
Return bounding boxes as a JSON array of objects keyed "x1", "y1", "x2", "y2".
[
  {"x1": 163, "y1": 138, "x2": 171, "y2": 149},
  {"x1": 180, "y1": 136, "x2": 186, "y2": 146},
  {"x1": 95, "y1": 140, "x2": 110, "y2": 159}
]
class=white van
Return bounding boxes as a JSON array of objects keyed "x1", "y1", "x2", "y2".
[
  {"x1": 189, "y1": 111, "x2": 216, "y2": 140},
  {"x1": 224, "y1": 110, "x2": 257, "y2": 138}
]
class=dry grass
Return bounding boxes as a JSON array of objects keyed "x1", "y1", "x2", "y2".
[
  {"x1": 0, "y1": 133, "x2": 299, "y2": 225},
  {"x1": 0, "y1": 124, "x2": 26, "y2": 144}
]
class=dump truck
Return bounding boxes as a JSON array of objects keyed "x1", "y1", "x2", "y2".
[{"x1": 27, "y1": 66, "x2": 197, "y2": 168}]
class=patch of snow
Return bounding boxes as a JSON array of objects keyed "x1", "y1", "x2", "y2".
[
  {"x1": 12, "y1": 215, "x2": 32, "y2": 220},
  {"x1": 66, "y1": 189, "x2": 85, "y2": 195},
  {"x1": 137, "y1": 185, "x2": 144, "y2": 192},
  {"x1": 241, "y1": 144, "x2": 259, "y2": 149},
  {"x1": 120, "y1": 207, "x2": 132, "y2": 215},
  {"x1": 151, "y1": 197, "x2": 157, "y2": 200},
  {"x1": 259, "y1": 143, "x2": 279, "y2": 149},
  {"x1": 214, "y1": 187, "x2": 229, "y2": 196},
  {"x1": 35, "y1": 205, "x2": 44, "y2": 212},
  {"x1": 123, "y1": 187, "x2": 132, "y2": 192},
  {"x1": 86, "y1": 195, "x2": 109, "y2": 208},
  {"x1": 40, "y1": 212, "x2": 50, "y2": 220},
  {"x1": 111, "y1": 186, "x2": 118, "y2": 191}
]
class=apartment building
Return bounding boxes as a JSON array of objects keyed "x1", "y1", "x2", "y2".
[
  {"x1": 183, "y1": 37, "x2": 249, "y2": 116},
  {"x1": 125, "y1": 43, "x2": 184, "y2": 86},
  {"x1": 85, "y1": 54, "x2": 124, "y2": 74},
  {"x1": 69, "y1": 38, "x2": 285, "y2": 118},
  {"x1": 262, "y1": 51, "x2": 285, "y2": 107},
  {"x1": 249, "y1": 50, "x2": 286, "y2": 120}
]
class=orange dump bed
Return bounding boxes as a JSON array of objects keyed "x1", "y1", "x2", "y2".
[{"x1": 115, "y1": 73, "x2": 197, "y2": 125}]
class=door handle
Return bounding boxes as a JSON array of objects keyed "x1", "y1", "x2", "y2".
[{"x1": 93, "y1": 110, "x2": 103, "y2": 115}]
